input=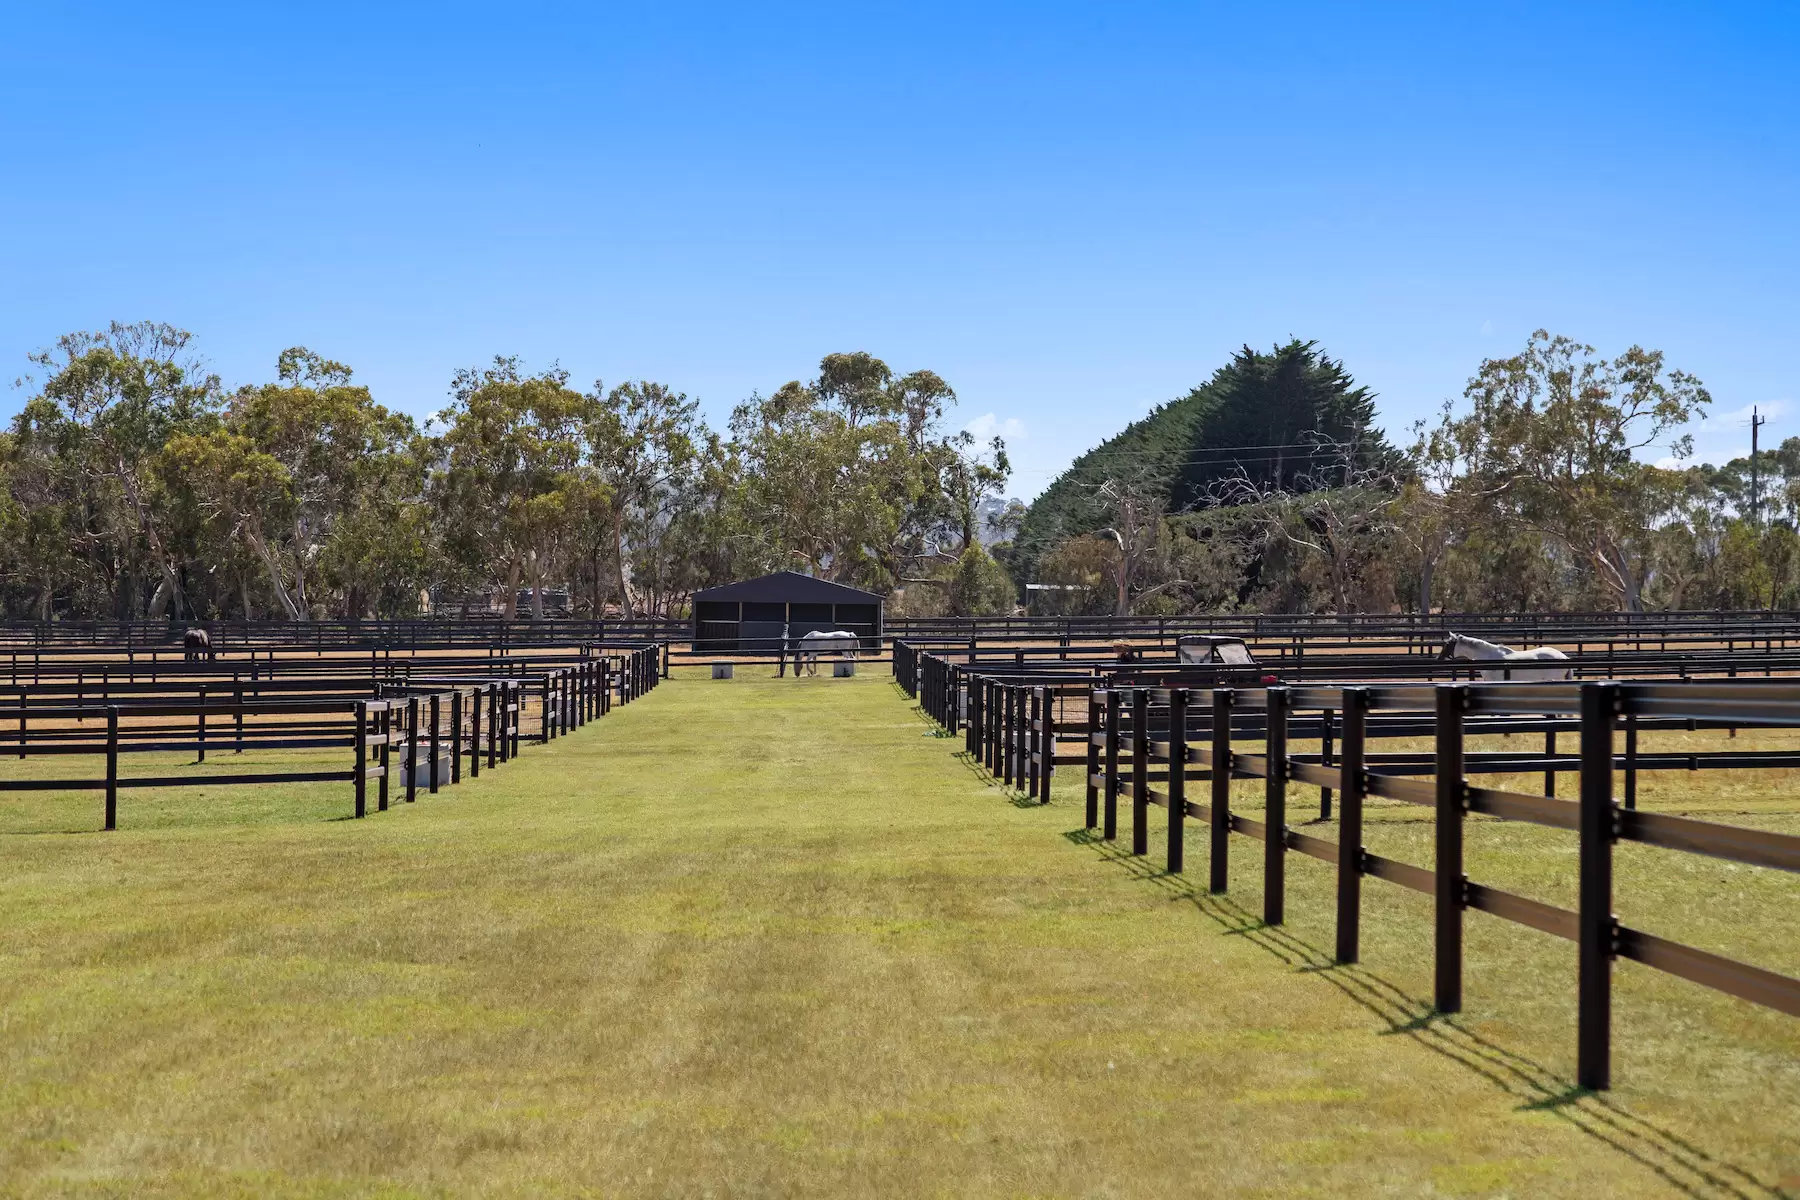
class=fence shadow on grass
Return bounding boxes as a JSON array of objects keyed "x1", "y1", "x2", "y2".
[
  {"x1": 942, "y1": 747, "x2": 1041, "y2": 807},
  {"x1": 1057, "y1": 826, "x2": 1786, "y2": 1200}
]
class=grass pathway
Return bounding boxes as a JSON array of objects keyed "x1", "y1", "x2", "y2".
[{"x1": 0, "y1": 671, "x2": 1791, "y2": 1197}]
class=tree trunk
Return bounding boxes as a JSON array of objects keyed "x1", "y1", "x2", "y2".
[
  {"x1": 612, "y1": 510, "x2": 635, "y2": 618},
  {"x1": 502, "y1": 558, "x2": 521, "y2": 620},
  {"x1": 1417, "y1": 553, "x2": 1435, "y2": 614},
  {"x1": 246, "y1": 530, "x2": 304, "y2": 621},
  {"x1": 118, "y1": 454, "x2": 186, "y2": 619}
]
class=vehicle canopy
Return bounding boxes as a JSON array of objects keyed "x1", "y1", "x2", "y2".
[{"x1": 1176, "y1": 634, "x2": 1256, "y2": 667}]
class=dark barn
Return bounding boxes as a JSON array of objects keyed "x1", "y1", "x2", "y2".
[{"x1": 691, "y1": 572, "x2": 883, "y2": 653}]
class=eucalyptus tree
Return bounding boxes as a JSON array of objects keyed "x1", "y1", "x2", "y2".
[
  {"x1": 1428, "y1": 331, "x2": 1709, "y2": 612},
  {"x1": 583, "y1": 379, "x2": 707, "y2": 618},
  {"x1": 14, "y1": 322, "x2": 223, "y2": 618},
  {"x1": 432, "y1": 358, "x2": 596, "y2": 619},
  {"x1": 728, "y1": 351, "x2": 1002, "y2": 592}
]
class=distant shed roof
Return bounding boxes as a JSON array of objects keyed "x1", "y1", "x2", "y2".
[{"x1": 692, "y1": 571, "x2": 883, "y2": 605}]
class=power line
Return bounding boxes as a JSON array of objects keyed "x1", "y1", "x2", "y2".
[{"x1": 1062, "y1": 441, "x2": 1371, "y2": 469}]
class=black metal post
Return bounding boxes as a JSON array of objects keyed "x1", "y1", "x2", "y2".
[
  {"x1": 1335, "y1": 688, "x2": 1367, "y2": 963},
  {"x1": 1579, "y1": 682, "x2": 1619, "y2": 1091},
  {"x1": 1319, "y1": 706, "x2": 1334, "y2": 819},
  {"x1": 1104, "y1": 690, "x2": 1121, "y2": 841},
  {"x1": 1264, "y1": 686, "x2": 1289, "y2": 926},
  {"x1": 105, "y1": 706, "x2": 119, "y2": 831},
  {"x1": 1211, "y1": 688, "x2": 1233, "y2": 895},
  {"x1": 354, "y1": 701, "x2": 368, "y2": 819},
  {"x1": 429, "y1": 693, "x2": 441, "y2": 793},
  {"x1": 1434, "y1": 685, "x2": 1466, "y2": 1014},
  {"x1": 1085, "y1": 690, "x2": 1100, "y2": 830},
  {"x1": 406, "y1": 696, "x2": 419, "y2": 803},
  {"x1": 1167, "y1": 688, "x2": 1187, "y2": 873},
  {"x1": 1132, "y1": 689, "x2": 1149, "y2": 857}
]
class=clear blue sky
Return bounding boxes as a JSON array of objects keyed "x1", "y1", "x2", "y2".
[{"x1": 3, "y1": 2, "x2": 1795, "y2": 496}]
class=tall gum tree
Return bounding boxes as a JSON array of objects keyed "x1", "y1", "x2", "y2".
[
  {"x1": 1428, "y1": 331, "x2": 1709, "y2": 612},
  {"x1": 21, "y1": 322, "x2": 222, "y2": 618}
]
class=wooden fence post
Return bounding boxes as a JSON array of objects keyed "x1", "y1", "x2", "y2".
[
  {"x1": 1085, "y1": 690, "x2": 1101, "y2": 830},
  {"x1": 1167, "y1": 688, "x2": 1187, "y2": 873},
  {"x1": 1545, "y1": 723, "x2": 1558, "y2": 797},
  {"x1": 1040, "y1": 686, "x2": 1055, "y2": 804},
  {"x1": 378, "y1": 705, "x2": 390, "y2": 811},
  {"x1": 1435, "y1": 684, "x2": 1467, "y2": 1014},
  {"x1": 986, "y1": 680, "x2": 999, "y2": 772},
  {"x1": 1029, "y1": 683, "x2": 1044, "y2": 798},
  {"x1": 1132, "y1": 689, "x2": 1149, "y2": 857},
  {"x1": 1211, "y1": 688, "x2": 1233, "y2": 894},
  {"x1": 105, "y1": 706, "x2": 119, "y2": 831},
  {"x1": 1264, "y1": 686, "x2": 1289, "y2": 926},
  {"x1": 406, "y1": 696, "x2": 419, "y2": 802},
  {"x1": 1334, "y1": 688, "x2": 1367, "y2": 963},
  {"x1": 1104, "y1": 690, "x2": 1121, "y2": 841},
  {"x1": 1001, "y1": 686, "x2": 1014, "y2": 787},
  {"x1": 470, "y1": 687, "x2": 482, "y2": 778},
  {"x1": 354, "y1": 701, "x2": 368, "y2": 819},
  {"x1": 196, "y1": 685, "x2": 207, "y2": 763},
  {"x1": 451, "y1": 689, "x2": 463, "y2": 784},
  {"x1": 429, "y1": 693, "x2": 441, "y2": 793},
  {"x1": 972, "y1": 675, "x2": 984, "y2": 764},
  {"x1": 1014, "y1": 687, "x2": 1028, "y2": 788},
  {"x1": 1623, "y1": 714, "x2": 1637, "y2": 810},
  {"x1": 1579, "y1": 681, "x2": 1620, "y2": 1090},
  {"x1": 1319, "y1": 706, "x2": 1335, "y2": 819},
  {"x1": 504, "y1": 683, "x2": 518, "y2": 759}
]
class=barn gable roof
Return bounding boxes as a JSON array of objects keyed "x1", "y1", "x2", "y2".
[{"x1": 693, "y1": 571, "x2": 883, "y2": 605}]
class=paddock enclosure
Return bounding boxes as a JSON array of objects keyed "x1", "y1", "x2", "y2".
[
  {"x1": 3, "y1": 612, "x2": 1798, "y2": 1192},
  {"x1": 0, "y1": 626, "x2": 665, "y2": 829},
  {"x1": 896, "y1": 620, "x2": 1800, "y2": 1101}
]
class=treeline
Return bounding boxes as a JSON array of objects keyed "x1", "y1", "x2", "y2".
[
  {"x1": 0, "y1": 323, "x2": 1013, "y2": 621},
  {"x1": 1014, "y1": 334, "x2": 1800, "y2": 615},
  {"x1": 7, "y1": 322, "x2": 1791, "y2": 623}
]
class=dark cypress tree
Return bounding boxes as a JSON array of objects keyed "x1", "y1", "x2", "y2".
[
  {"x1": 1169, "y1": 340, "x2": 1390, "y2": 508},
  {"x1": 1011, "y1": 341, "x2": 1397, "y2": 582}
]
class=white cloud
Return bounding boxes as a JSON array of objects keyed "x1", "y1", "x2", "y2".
[
  {"x1": 1697, "y1": 398, "x2": 1789, "y2": 433},
  {"x1": 964, "y1": 412, "x2": 1025, "y2": 441}
]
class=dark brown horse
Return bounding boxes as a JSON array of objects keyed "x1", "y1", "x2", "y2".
[{"x1": 183, "y1": 627, "x2": 215, "y2": 662}]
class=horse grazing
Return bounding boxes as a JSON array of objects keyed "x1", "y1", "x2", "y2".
[
  {"x1": 183, "y1": 626, "x2": 215, "y2": 663},
  {"x1": 793, "y1": 630, "x2": 860, "y2": 677},
  {"x1": 1439, "y1": 633, "x2": 1570, "y2": 682}
]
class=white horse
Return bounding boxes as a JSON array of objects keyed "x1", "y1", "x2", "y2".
[
  {"x1": 793, "y1": 630, "x2": 860, "y2": 676},
  {"x1": 1439, "y1": 633, "x2": 1572, "y2": 682}
]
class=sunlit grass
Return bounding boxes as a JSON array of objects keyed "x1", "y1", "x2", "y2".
[{"x1": 0, "y1": 668, "x2": 1795, "y2": 1197}]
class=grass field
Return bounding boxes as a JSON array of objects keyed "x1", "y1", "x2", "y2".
[{"x1": 1, "y1": 669, "x2": 1796, "y2": 1197}]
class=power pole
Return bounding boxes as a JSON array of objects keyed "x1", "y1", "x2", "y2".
[{"x1": 1750, "y1": 406, "x2": 1765, "y2": 527}]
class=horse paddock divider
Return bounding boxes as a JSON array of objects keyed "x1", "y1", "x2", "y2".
[
  {"x1": 0, "y1": 643, "x2": 666, "y2": 828},
  {"x1": 896, "y1": 638, "x2": 1800, "y2": 1091}
]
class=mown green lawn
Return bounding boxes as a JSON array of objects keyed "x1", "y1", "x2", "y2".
[{"x1": 0, "y1": 669, "x2": 1795, "y2": 1197}]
